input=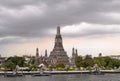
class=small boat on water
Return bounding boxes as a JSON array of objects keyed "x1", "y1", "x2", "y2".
[
  {"x1": 32, "y1": 73, "x2": 50, "y2": 76},
  {"x1": 4, "y1": 73, "x2": 24, "y2": 77},
  {"x1": 4, "y1": 70, "x2": 24, "y2": 77},
  {"x1": 32, "y1": 71, "x2": 51, "y2": 76},
  {"x1": 90, "y1": 64, "x2": 104, "y2": 75},
  {"x1": 90, "y1": 70, "x2": 104, "y2": 75},
  {"x1": 4, "y1": 65, "x2": 24, "y2": 77}
]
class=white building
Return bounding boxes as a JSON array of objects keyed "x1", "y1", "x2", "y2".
[{"x1": 110, "y1": 55, "x2": 120, "y2": 60}]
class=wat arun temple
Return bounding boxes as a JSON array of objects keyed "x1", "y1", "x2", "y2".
[
  {"x1": 34, "y1": 26, "x2": 78, "y2": 67},
  {"x1": 49, "y1": 26, "x2": 69, "y2": 65}
]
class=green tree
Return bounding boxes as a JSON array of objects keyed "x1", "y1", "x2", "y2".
[
  {"x1": 0, "y1": 64, "x2": 2, "y2": 68},
  {"x1": 5, "y1": 61, "x2": 15, "y2": 70},
  {"x1": 104, "y1": 56, "x2": 113, "y2": 69},
  {"x1": 92, "y1": 57, "x2": 106, "y2": 68},
  {"x1": 75, "y1": 56, "x2": 83, "y2": 68},
  {"x1": 103, "y1": 56, "x2": 120, "y2": 69},
  {"x1": 56, "y1": 63, "x2": 65, "y2": 68},
  {"x1": 112, "y1": 59, "x2": 120, "y2": 68},
  {"x1": 5, "y1": 56, "x2": 25, "y2": 69},
  {"x1": 83, "y1": 55, "x2": 92, "y2": 68}
]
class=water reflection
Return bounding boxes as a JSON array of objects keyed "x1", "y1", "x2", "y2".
[{"x1": 0, "y1": 74, "x2": 120, "y2": 81}]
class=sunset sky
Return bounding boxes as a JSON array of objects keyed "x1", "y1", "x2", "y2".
[{"x1": 0, "y1": 0, "x2": 120, "y2": 57}]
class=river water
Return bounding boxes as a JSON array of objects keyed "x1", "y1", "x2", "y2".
[{"x1": 0, "y1": 74, "x2": 120, "y2": 81}]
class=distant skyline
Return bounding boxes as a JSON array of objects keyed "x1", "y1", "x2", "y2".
[{"x1": 0, "y1": 0, "x2": 120, "y2": 57}]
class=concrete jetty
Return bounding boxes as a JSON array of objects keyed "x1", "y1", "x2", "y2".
[{"x1": 0, "y1": 70, "x2": 120, "y2": 75}]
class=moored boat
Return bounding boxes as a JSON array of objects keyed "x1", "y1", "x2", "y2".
[
  {"x1": 32, "y1": 73, "x2": 50, "y2": 76},
  {"x1": 4, "y1": 73, "x2": 24, "y2": 77},
  {"x1": 90, "y1": 70, "x2": 104, "y2": 75}
]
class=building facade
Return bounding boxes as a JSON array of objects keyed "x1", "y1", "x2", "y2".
[{"x1": 110, "y1": 55, "x2": 120, "y2": 60}]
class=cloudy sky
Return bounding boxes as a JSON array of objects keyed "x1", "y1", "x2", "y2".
[{"x1": 0, "y1": 0, "x2": 120, "y2": 57}]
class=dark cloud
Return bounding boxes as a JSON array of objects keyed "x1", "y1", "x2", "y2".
[
  {"x1": 0, "y1": 37, "x2": 25, "y2": 45},
  {"x1": 0, "y1": 0, "x2": 41, "y2": 8},
  {"x1": 0, "y1": 0, "x2": 120, "y2": 44}
]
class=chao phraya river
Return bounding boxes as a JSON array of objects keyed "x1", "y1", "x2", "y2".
[{"x1": 0, "y1": 74, "x2": 120, "y2": 81}]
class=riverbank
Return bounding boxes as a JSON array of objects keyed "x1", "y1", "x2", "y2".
[{"x1": 0, "y1": 70, "x2": 120, "y2": 75}]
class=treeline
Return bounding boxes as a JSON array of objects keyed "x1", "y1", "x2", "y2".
[
  {"x1": 75, "y1": 55, "x2": 120, "y2": 70},
  {"x1": 3, "y1": 56, "x2": 35, "y2": 70},
  {"x1": 2, "y1": 55, "x2": 120, "y2": 70}
]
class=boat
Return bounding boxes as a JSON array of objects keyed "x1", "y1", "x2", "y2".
[
  {"x1": 90, "y1": 64, "x2": 104, "y2": 75},
  {"x1": 32, "y1": 73, "x2": 50, "y2": 76},
  {"x1": 32, "y1": 71, "x2": 51, "y2": 76},
  {"x1": 90, "y1": 70, "x2": 104, "y2": 75},
  {"x1": 4, "y1": 70, "x2": 24, "y2": 77},
  {"x1": 4, "y1": 73, "x2": 24, "y2": 77}
]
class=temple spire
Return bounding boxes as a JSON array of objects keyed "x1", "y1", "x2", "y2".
[
  {"x1": 45, "y1": 49, "x2": 48, "y2": 57},
  {"x1": 53, "y1": 25, "x2": 64, "y2": 51},
  {"x1": 72, "y1": 47, "x2": 75, "y2": 57},
  {"x1": 75, "y1": 49, "x2": 78, "y2": 56},
  {"x1": 36, "y1": 48, "x2": 39, "y2": 57},
  {"x1": 57, "y1": 25, "x2": 60, "y2": 35}
]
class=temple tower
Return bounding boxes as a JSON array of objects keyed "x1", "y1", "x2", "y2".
[
  {"x1": 71, "y1": 47, "x2": 78, "y2": 68},
  {"x1": 34, "y1": 48, "x2": 40, "y2": 66},
  {"x1": 49, "y1": 25, "x2": 69, "y2": 65},
  {"x1": 45, "y1": 49, "x2": 48, "y2": 57},
  {"x1": 72, "y1": 48, "x2": 75, "y2": 58},
  {"x1": 75, "y1": 49, "x2": 78, "y2": 56},
  {"x1": 36, "y1": 48, "x2": 39, "y2": 57}
]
